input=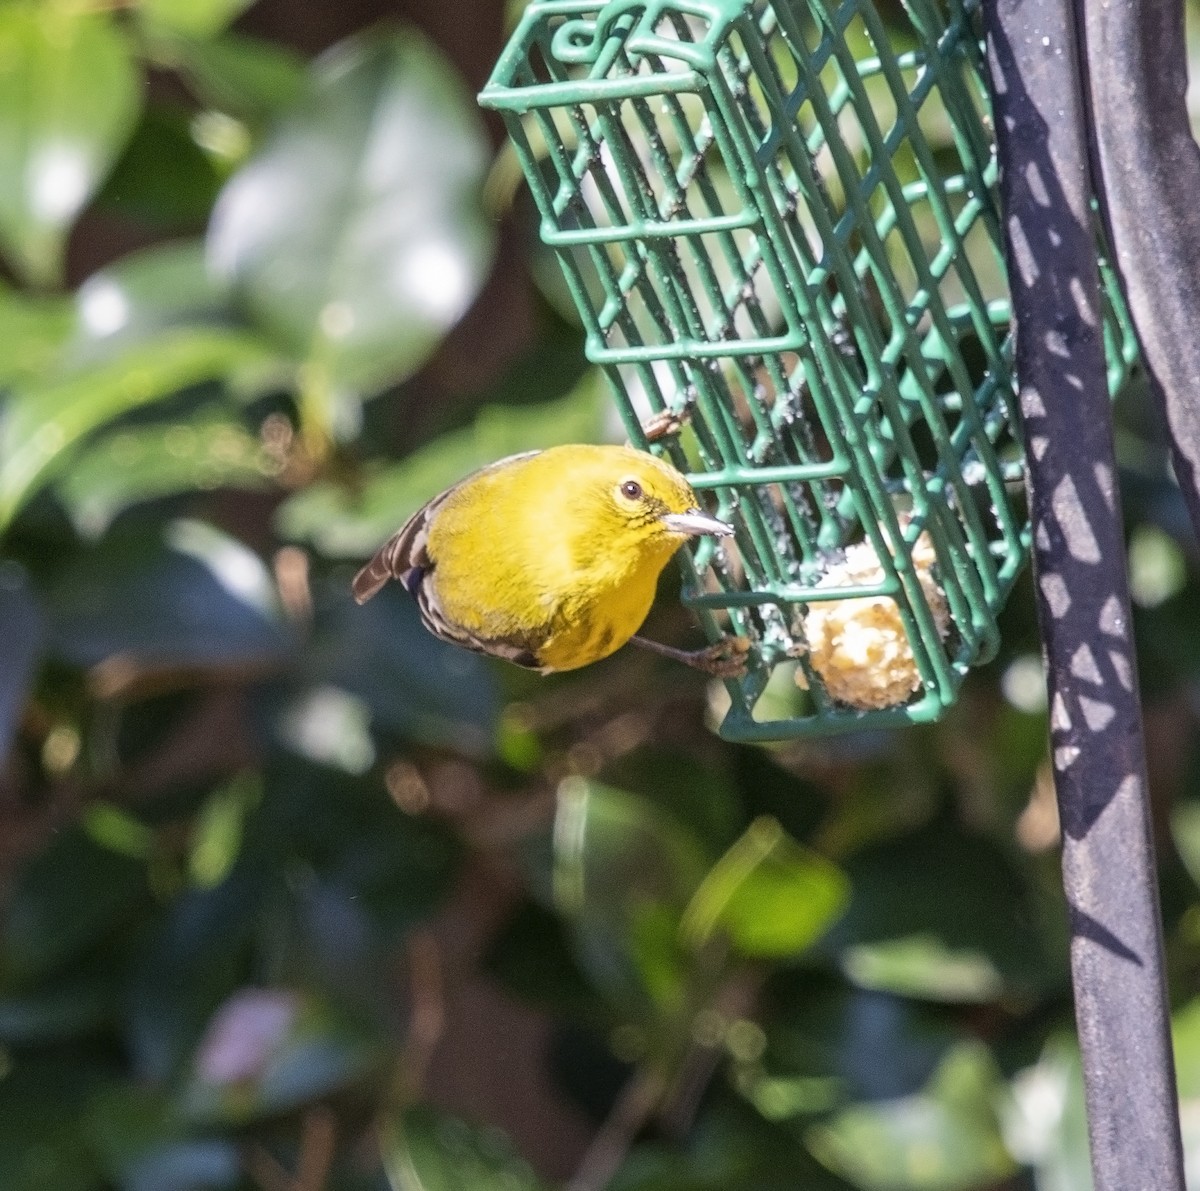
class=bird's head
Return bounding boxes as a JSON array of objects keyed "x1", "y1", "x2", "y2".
[{"x1": 590, "y1": 447, "x2": 733, "y2": 557}]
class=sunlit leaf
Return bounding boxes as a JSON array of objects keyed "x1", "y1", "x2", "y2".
[
  {"x1": 1006, "y1": 1000, "x2": 1200, "y2": 1191},
  {"x1": 209, "y1": 27, "x2": 495, "y2": 441},
  {"x1": 382, "y1": 1104, "x2": 546, "y2": 1191},
  {"x1": 1001, "y1": 1036, "x2": 1088, "y2": 1191},
  {"x1": 56, "y1": 410, "x2": 276, "y2": 539},
  {"x1": 806, "y1": 1042, "x2": 1017, "y2": 1191},
  {"x1": 841, "y1": 935, "x2": 1008, "y2": 1003},
  {"x1": 682, "y1": 817, "x2": 850, "y2": 959},
  {"x1": 137, "y1": 0, "x2": 254, "y2": 40},
  {"x1": 0, "y1": 329, "x2": 272, "y2": 529},
  {"x1": 0, "y1": 286, "x2": 73, "y2": 386},
  {"x1": 0, "y1": 4, "x2": 141, "y2": 286},
  {"x1": 178, "y1": 33, "x2": 307, "y2": 120}
]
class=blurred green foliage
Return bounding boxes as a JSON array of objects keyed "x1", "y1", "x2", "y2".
[{"x1": 0, "y1": 2, "x2": 1199, "y2": 1190}]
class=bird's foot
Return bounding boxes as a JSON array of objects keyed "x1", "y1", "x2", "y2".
[
  {"x1": 631, "y1": 634, "x2": 752, "y2": 678},
  {"x1": 641, "y1": 406, "x2": 691, "y2": 442}
]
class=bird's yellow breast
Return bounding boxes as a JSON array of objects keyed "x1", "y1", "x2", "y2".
[
  {"x1": 530, "y1": 559, "x2": 662, "y2": 671},
  {"x1": 423, "y1": 448, "x2": 687, "y2": 671}
]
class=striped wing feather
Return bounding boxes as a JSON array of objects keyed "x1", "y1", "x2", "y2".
[{"x1": 351, "y1": 451, "x2": 543, "y2": 669}]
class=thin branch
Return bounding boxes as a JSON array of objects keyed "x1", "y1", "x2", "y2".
[
  {"x1": 566, "y1": 1065, "x2": 667, "y2": 1191},
  {"x1": 401, "y1": 929, "x2": 446, "y2": 1095},
  {"x1": 244, "y1": 1108, "x2": 338, "y2": 1191},
  {"x1": 245, "y1": 1146, "x2": 293, "y2": 1191},
  {"x1": 295, "y1": 1107, "x2": 338, "y2": 1191}
]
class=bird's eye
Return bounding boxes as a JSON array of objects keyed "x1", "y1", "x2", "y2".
[{"x1": 620, "y1": 479, "x2": 643, "y2": 501}]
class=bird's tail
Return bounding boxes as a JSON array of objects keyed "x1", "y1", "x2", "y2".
[{"x1": 352, "y1": 548, "x2": 395, "y2": 604}]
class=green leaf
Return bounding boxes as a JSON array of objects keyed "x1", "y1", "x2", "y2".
[
  {"x1": 830, "y1": 819, "x2": 1058, "y2": 1003},
  {"x1": 1172, "y1": 800, "x2": 1200, "y2": 891},
  {"x1": 840, "y1": 935, "x2": 1010, "y2": 1004},
  {"x1": 177, "y1": 33, "x2": 307, "y2": 121},
  {"x1": 0, "y1": 328, "x2": 271, "y2": 528},
  {"x1": 95, "y1": 105, "x2": 225, "y2": 229},
  {"x1": 486, "y1": 900, "x2": 603, "y2": 1020},
  {"x1": 681, "y1": 817, "x2": 850, "y2": 959},
  {"x1": 56, "y1": 409, "x2": 277, "y2": 539},
  {"x1": 0, "y1": 285, "x2": 73, "y2": 386},
  {"x1": 0, "y1": 4, "x2": 141, "y2": 286},
  {"x1": 137, "y1": 0, "x2": 254, "y2": 40},
  {"x1": 86, "y1": 1085, "x2": 240, "y2": 1191},
  {"x1": 71, "y1": 240, "x2": 233, "y2": 356},
  {"x1": 1007, "y1": 1001, "x2": 1200, "y2": 1190},
  {"x1": 260, "y1": 753, "x2": 462, "y2": 936},
  {"x1": 1001, "y1": 1036, "x2": 1089, "y2": 1191},
  {"x1": 554, "y1": 779, "x2": 708, "y2": 925},
  {"x1": 0, "y1": 963, "x2": 116, "y2": 1044},
  {"x1": 209, "y1": 27, "x2": 495, "y2": 436},
  {"x1": 276, "y1": 369, "x2": 607, "y2": 558},
  {"x1": 180, "y1": 987, "x2": 382, "y2": 1124},
  {"x1": 123, "y1": 874, "x2": 264, "y2": 1083},
  {"x1": 45, "y1": 519, "x2": 290, "y2": 671},
  {"x1": 2, "y1": 825, "x2": 148, "y2": 983},
  {"x1": 382, "y1": 1104, "x2": 546, "y2": 1191},
  {"x1": 604, "y1": 747, "x2": 743, "y2": 860},
  {"x1": 611, "y1": 1095, "x2": 855, "y2": 1191},
  {"x1": 189, "y1": 773, "x2": 260, "y2": 889},
  {"x1": 297, "y1": 580, "x2": 500, "y2": 755},
  {"x1": 806, "y1": 1042, "x2": 1017, "y2": 1191},
  {"x1": 0, "y1": 1056, "x2": 109, "y2": 1191},
  {"x1": 554, "y1": 778, "x2": 707, "y2": 1011}
]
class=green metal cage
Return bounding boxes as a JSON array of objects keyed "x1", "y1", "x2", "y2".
[{"x1": 479, "y1": 0, "x2": 1137, "y2": 740}]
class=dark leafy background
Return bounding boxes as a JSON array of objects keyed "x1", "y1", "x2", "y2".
[{"x1": 1, "y1": 1, "x2": 1200, "y2": 1189}]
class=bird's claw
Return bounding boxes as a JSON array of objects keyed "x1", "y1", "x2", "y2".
[
  {"x1": 685, "y1": 636, "x2": 752, "y2": 678},
  {"x1": 641, "y1": 406, "x2": 691, "y2": 443}
]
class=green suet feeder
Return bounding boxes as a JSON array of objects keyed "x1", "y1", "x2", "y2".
[{"x1": 480, "y1": 0, "x2": 1136, "y2": 739}]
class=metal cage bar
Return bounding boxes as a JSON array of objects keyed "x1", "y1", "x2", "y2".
[{"x1": 983, "y1": 0, "x2": 1186, "y2": 1185}]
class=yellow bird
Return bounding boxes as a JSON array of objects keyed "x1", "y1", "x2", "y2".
[{"x1": 352, "y1": 444, "x2": 744, "y2": 674}]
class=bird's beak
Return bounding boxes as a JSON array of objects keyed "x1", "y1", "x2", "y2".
[{"x1": 660, "y1": 509, "x2": 734, "y2": 537}]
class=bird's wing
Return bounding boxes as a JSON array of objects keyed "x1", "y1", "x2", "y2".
[
  {"x1": 351, "y1": 450, "x2": 541, "y2": 606},
  {"x1": 351, "y1": 451, "x2": 547, "y2": 670},
  {"x1": 350, "y1": 498, "x2": 438, "y2": 605}
]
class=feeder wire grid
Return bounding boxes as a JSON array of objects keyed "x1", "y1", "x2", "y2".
[{"x1": 479, "y1": 0, "x2": 1137, "y2": 740}]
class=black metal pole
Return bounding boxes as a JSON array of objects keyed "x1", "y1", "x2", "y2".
[
  {"x1": 982, "y1": 0, "x2": 1186, "y2": 1188},
  {"x1": 1076, "y1": 0, "x2": 1200, "y2": 540}
]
